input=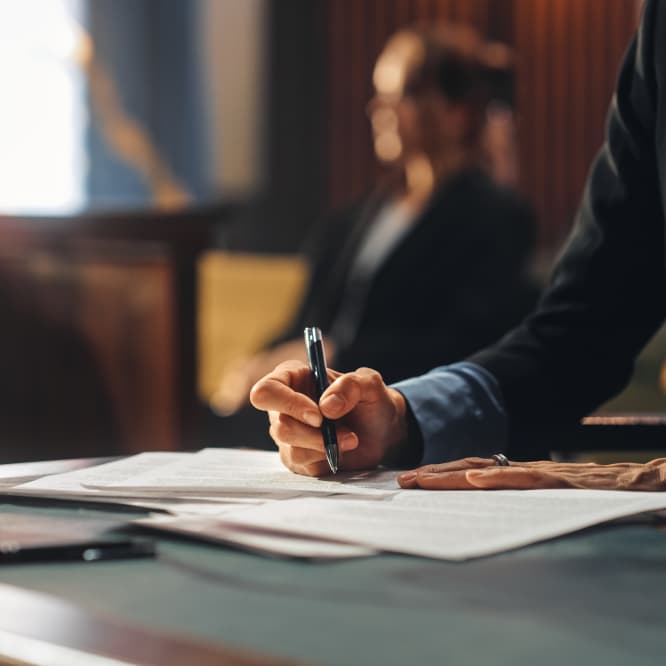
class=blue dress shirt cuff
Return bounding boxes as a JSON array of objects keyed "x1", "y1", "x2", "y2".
[{"x1": 391, "y1": 362, "x2": 507, "y2": 465}]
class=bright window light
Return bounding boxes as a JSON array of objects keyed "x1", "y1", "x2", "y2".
[{"x1": 0, "y1": 0, "x2": 87, "y2": 214}]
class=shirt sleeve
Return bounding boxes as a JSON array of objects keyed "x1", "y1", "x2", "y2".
[{"x1": 391, "y1": 362, "x2": 507, "y2": 465}]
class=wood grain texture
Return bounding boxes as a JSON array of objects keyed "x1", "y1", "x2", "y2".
[
  {"x1": 324, "y1": 0, "x2": 641, "y2": 249},
  {"x1": 513, "y1": 0, "x2": 639, "y2": 247}
]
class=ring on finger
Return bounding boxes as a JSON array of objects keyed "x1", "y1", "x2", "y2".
[{"x1": 492, "y1": 453, "x2": 510, "y2": 467}]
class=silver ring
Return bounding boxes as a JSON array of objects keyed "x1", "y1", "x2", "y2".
[{"x1": 492, "y1": 453, "x2": 510, "y2": 467}]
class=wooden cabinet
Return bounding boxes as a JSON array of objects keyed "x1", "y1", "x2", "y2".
[{"x1": 0, "y1": 206, "x2": 227, "y2": 460}]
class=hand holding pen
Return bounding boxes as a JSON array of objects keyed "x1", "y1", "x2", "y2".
[
  {"x1": 303, "y1": 326, "x2": 339, "y2": 473},
  {"x1": 250, "y1": 332, "x2": 410, "y2": 477}
]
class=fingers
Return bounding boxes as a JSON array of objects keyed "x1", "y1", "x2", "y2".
[
  {"x1": 420, "y1": 458, "x2": 497, "y2": 474},
  {"x1": 465, "y1": 467, "x2": 569, "y2": 489},
  {"x1": 318, "y1": 367, "x2": 388, "y2": 419},
  {"x1": 397, "y1": 458, "x2": 495, "y2": 488},
  {"x1": 253, "y1": 363, "x2": 390, "y2": 476},
  {"x1": 270, "y1": 410, "x2": 359, "y2": 477},
  {"x1": 278, "y1": 445, "x2": 331, "y2": 478},
  {"x1": 398, "y1": 469, "x2": 479, "y2": 489},
  {"x1": 397, "y1": 458, "x2": 571, "y2": 490},
  {"x1": 250, "y1": 361, "x2": 322, "y2": 427},
  {"x1": 397, "y1": 456, "x2": 666, "y2": 492},
  {"x1": 269, "y1": 412, "x2": 359, "y2": 453},
  {"x1": 269, "y1": 412, "x2": 323, "y2": 452}
]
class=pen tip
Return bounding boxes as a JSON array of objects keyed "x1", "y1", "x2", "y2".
[{"x1": 326, "y1": 448, "x2": 339, "y2": 475}]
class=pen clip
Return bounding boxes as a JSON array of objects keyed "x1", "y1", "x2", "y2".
[{"x1": 304, "y1": 326, "x2": 325, "y2": 383}]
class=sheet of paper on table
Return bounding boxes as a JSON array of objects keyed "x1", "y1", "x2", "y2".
[
  {"x1": 213, "y1": 488, "x2": 666, "y2": 561},
  {"x1": 83, "y1": 448, "x2": 398, "y2": 498},
  {"x1": 3, "y1": 452, "x2": 188, "y2": 498},
  {"x1": 0, "y1": 452, "x2": 267, "y2": 514},
  {"x1": 135, "y1": 513, "x2": 378, "y2": 560},
  {"x1": 0, "y1": 449, "x2": 396, "y2": 559},
  {"x1": 7, "y1": 449, "x2": 666, "y2": 562}
]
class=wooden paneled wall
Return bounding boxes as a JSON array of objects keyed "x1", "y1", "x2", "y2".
[
  {"x1": 325, "y1": 0, "x2": 641, "y2": 250},
  {"x1": 514, "y1": 0, "x2": 641, "y2": 247}
]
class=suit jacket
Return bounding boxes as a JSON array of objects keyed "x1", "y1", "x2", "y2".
[
  {"x1": 276, "y1": 168, "x2": 537, "y2": 385},
  {"x1": 471, "y1": 0, "x2": 666, "y2": 457}
]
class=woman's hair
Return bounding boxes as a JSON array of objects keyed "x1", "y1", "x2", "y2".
[
  {"x1": 385, "y1": 23, "x2": 517, "y2": 180},
  {"x1": 402, "y1": 23, "x2": 513, "y2": 107}
]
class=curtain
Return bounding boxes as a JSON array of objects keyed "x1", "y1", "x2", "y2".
[{"x1": 85, "y1": 0, "x2": 211, "y2": 208}]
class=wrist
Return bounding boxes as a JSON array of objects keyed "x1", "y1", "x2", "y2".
[{"x1": 381, "y1": 389, "x2": 423, "y2": 468}]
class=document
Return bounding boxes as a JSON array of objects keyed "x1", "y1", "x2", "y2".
[
  {"x1": 2, "y1": 452, "x2": 269, "y2": 514},
  {"x1": 135, "y1": 514, "x2": 377, "y2": 560},
  {"x1": 4, "y1": 452, "x2": 189, "y2": 500},
  {"x1": 213, "y1": 489, "x2": 666, "y2": 560},
  {"x1": 0, "y1": 458, "x2": 116, "y2": 487},
  {"x1": 10, "y1": 450, "x2": 666, "y2": 561},
  {"x1": 84, "y1": 448, "x2": 396, "y2": 498}
]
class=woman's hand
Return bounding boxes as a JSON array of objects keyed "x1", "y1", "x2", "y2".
[{"x1": 397, "y1": 457, "x2": 666, "y2": 491}]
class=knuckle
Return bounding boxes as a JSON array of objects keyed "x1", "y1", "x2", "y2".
[
  {"x1": 268, "y1": 422, "x2": 281, "y2": 444},
  {"x1": 360, "y1": 368, "x2": 386, "y2": 396},
  {"x1": 278, "y1": 445, "x2": 294, "y2": 468},
  {"x1": 283, "y1": 393, "x2": 300, "y2": 418},
  {"x1": 356, "y1": 367, "x2": 384, "y2": 384},
  {"x1": 277, "y1": 359, "x2": 305, "y2": 372},
  {"x1": 464, "y1": 457, "x2": 489, "y2": 466},
  {"x1": 271, "y1": 417, "x2": 291, "y2": 443}
]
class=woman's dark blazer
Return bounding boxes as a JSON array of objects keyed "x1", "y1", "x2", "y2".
[
  {"x1": 275, "y1": 168, "x2": 537, "y2": 385},
  {"x1": 471, "y1": 0, "x2": 666, "y2": 457}
]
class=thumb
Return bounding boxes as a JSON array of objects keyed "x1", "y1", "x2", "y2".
[{"x1": 319, "y1": 373, "x2": 364, "y2": 419}]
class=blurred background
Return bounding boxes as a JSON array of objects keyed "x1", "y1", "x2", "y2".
[{"x1": 0, "y1": 0, "x2": 658, "y2": 463}]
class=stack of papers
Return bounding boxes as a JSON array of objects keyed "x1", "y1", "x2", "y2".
[{"x1": 4, "y1": 448, "x2": 666, "y2": 561}]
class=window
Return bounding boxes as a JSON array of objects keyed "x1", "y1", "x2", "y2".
[{"x1": 0, "y1": 0, "x2": 87, "y2": 213}]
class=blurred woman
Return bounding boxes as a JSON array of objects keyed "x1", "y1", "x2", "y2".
[{"x1": 211, "y1": 24, "x2": 538, "y2": 445}]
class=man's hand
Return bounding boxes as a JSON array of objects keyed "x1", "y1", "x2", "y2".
[
  {"x1": 250, "y1": 361, "x2": 409, "y2": 476},
  {"x1": 211, "y1": 338, "x2": 337, "y2": 416},
  {"x1": 397, "y1": 457, "x2": 666, "y2": 491}
]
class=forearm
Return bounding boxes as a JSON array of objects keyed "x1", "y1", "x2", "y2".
[{"x1": 391, "y1": 362, "x2": 507, "y2": 465}]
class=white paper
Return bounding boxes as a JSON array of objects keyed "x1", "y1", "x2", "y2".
[
  {"x1": 135, "y1": 513, "x2": 377, "y2": 560},
  {"x1": 84, "y1": 448, "x2": 396, "y2": 498},
  {"x1": 2, "y1": 452, "x2": 272, "y2": 515},
  {"x1": 214, "y1": 489, "x2": 666, "y2": 560},
  {"x1": 120, "y1": 497, "x2": 267, "y2": 514},
  {"x1": 4, "y1": 452, "x2": 189, "y2": 499}
]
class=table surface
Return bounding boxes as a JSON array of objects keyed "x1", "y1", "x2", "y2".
[{"x1": 1, "y1": 467, "x2": 666, "y2": 665}]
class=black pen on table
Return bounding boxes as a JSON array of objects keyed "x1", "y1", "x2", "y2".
[
  {"x1": 0, "y1": 538, "x2": 156, "y2": 565},
  {"x1": 304, "y1": 326, "x2": 339, "y2": 474}
]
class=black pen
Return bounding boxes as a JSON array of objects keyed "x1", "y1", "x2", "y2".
[
  {"x1": 304, "y1": 326, "x2": 339, "y2": 474},
  {"x1": 0, "y1": 538, "x2": 156, "y2": 564}
]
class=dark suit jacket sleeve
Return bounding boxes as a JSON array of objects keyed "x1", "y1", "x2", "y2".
[{"x1": 470, "y1": 0, "x2": 666, "y2": 450}]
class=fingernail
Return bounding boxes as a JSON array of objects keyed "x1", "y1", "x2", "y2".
[
  {"x1": 398, "y1": 471, "x2": 417, "y2": 482},
  {"x1": 303, "y1": 410, "x2": 321, "y2": 427},
  {"x1": 320, "y1": 394, "x2": 345, "y2": 414}
]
